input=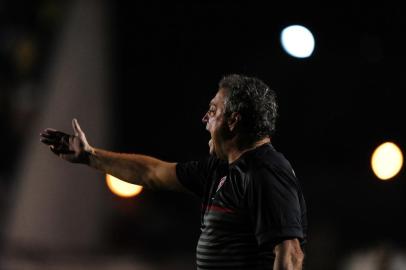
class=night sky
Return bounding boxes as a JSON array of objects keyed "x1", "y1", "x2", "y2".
[
  {"x1": 110, "y1": 1, "x2": 406, "y2": 265},
  {"x1": 1, "y1": 1, "x2": 405, "y2": 269}
]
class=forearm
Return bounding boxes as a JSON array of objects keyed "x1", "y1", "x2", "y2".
[
  {"x1": 273, "y1": 254, "x2": 302, "y2": 270},
  {"x1": 88, "y1": 148, "x2": 156, "y2": 183},
  {"x1": 273, "y1": 239, "x2": 304, "y2": 270},
  {"x1": 87, "y1": 147, "x2": 180, "y2": 190}
]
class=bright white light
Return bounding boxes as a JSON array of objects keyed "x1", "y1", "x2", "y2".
[
  {"x1": 106, "y1": 174, "x2": 143, "y2": 198},
  {"x1": 371, "y1": 142, "x2": 403, "y2": 180},
  {"x1": 280, "y1": 25, "x2": 315, "y2": 58}
]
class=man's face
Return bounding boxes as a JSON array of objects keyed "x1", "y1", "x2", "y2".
[{"x1": 202, "y1": 88, "x2": 229, "y2": 159}]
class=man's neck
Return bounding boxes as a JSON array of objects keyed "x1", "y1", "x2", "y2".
[{"x1": 226, "y1": 137, "x2": 271, "y2": 164}]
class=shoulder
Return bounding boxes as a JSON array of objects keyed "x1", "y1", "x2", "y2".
[
  {"x1": 244, "y1": 145, "x2": 297, "y2": 186},
  {"x1": 245, "y1": 143, "x2": 293, "y2": 171},
  {"x1": 177, "y1": 155, "x2": 226, "y2": 173},
  {"x1": 176, "y1": 156, "x2": 228, "y2": 197}
]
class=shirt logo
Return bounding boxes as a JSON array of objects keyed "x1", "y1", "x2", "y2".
[{"x1": 216, "y1": 176, "x2": 227, "y2": 192}]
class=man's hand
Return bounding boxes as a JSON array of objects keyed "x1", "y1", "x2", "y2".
[{"x1": 40, "y1": 118, "x2": 93, "y2": 164}]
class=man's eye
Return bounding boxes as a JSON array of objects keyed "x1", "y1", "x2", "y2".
[{"x1": 208, "y1": 109, "x2": 215, "y2": 116}]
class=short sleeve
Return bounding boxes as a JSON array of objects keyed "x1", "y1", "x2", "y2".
[
  {"x1": 247, "y1": 164, "x2": 306, "y2": 248},
  {"x1": 176, "y1": 156, "x2": 221, "y2": 198}
]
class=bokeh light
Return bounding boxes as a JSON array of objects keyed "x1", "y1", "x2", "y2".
[
  {"x1": 106, "y1": 174, "x2": 143, "y2": 198},
  {"x1": 371, "y1": 142, "x2": 403, "y2": 180},
  {"x1": 280, "y1": 25, "x2": 315, "y2": 58}
]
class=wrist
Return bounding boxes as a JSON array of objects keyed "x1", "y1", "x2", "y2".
[{"x1": 84, "y1": 146, "x2": 96, "y2": 166}]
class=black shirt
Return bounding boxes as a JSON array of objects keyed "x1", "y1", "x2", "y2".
[{"x1": 176, "y1": 143, "x2": 307, "y2": 270}]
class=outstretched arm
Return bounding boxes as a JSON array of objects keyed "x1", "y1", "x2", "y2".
[
  {"x1": 88, "y1": 148, "x2": 183, "y2": 190},
  {"x1": 40, "y1": 119, "x2": 185, "y2": 191}
]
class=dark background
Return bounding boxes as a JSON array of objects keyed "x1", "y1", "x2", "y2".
[{"x1": 1, "y1": 1, "x2": 405, "y2": 269}]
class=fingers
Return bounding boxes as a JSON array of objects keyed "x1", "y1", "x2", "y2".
[
  {"x1": 72, "y1": 118, "x2": 83, "y2": 136},
  {"x1": 40, "y1": 125, "x2": 76, "y2": 158},
  {"x1": 49, "y1": 145, "x2": 59, "y2": 155},
  {"x1": 40, "y1": 138, "x2": 55, "y2": 145},
  {"x1": 40, "y1": 131, "x2": 59, "y2": 139},
  {"x1": 40, "y1": 130, "x2": 66, "y2": 144},
  {"x1": 40, "y1": 128, "x2": 70, "y2": 148},
  {"x1": 41, "y1": 129, "x2": 67, "y2": 137},
  {"x1": 48, "y1": 143, "x2": 75, "y2": 154},
  {"x1": 51, "y1": 146, "x2": 75, "y2": 155},
  {"x1": 72, "y1": 119, "x2": 79, "y2": 136},
  {"x1": 40, "y1": 136, "x2": 69, "y2": 146},
  {"x1": 40, "y1": 132, "x2": 59, "y2": 145}
]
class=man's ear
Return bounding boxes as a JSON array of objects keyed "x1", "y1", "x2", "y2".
[{"x1": 228, "y1": 112, "x2": 241, "y2": 132}]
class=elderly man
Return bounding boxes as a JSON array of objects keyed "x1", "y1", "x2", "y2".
[{"x1": 40, "y1": 74, "x2": 307, "y2": 270}]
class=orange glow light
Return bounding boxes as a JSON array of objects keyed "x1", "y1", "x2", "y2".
[
  {"x1": 106, "y1": 174, "x2": 143, "y2": 198},
  {"x1": 371, "y1": 142, "x2": 403, "y2": 180}
]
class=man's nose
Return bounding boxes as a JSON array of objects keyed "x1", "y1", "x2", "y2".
[{"x1": 202, "y1": 113, "x2": 208, "y2": 123}]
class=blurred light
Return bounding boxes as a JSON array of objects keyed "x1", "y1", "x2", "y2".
[
  {"x1": 106, "y1": 174, "x2": 143, "y2": 198},
  {"x1": 371, "y1": 142, "x2": 403, "y2": 180},
  {"x1": 280, "y1": 25, "x2": 315, "y2": 58}
]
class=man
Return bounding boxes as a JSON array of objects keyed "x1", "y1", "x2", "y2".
[{"x1": 40, "y1": 74, "x2": 307, "y2": 269}]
